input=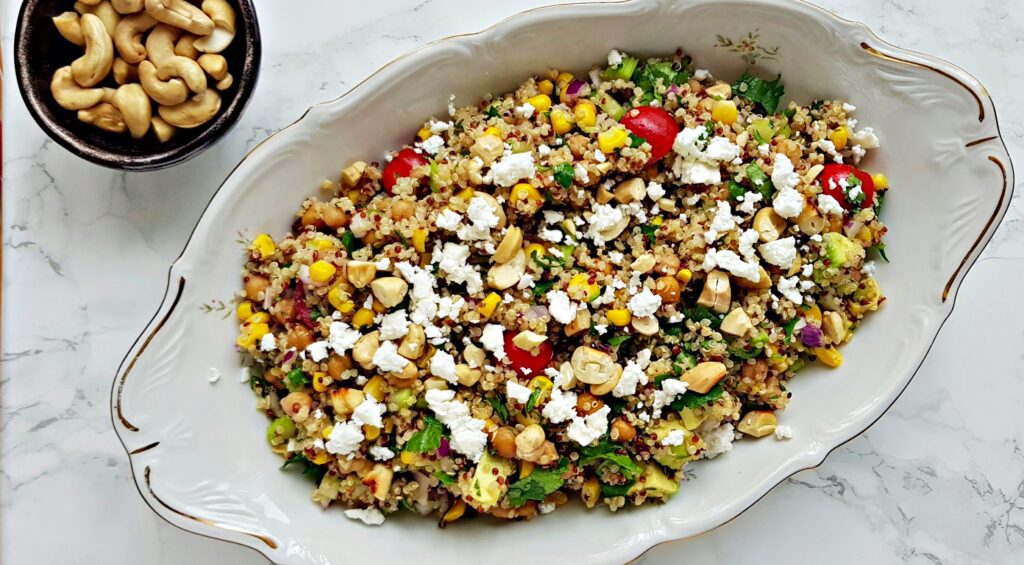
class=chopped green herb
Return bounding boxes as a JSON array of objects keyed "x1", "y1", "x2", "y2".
[
  {"x1": 434, "y1": 471, "x2": 456, "y2": 485},
  {"x1": 868, "y1": 243, "x2": 890, "y2": 263},
  {"x1": 684, "y1": 305, "x2": 723, "y2": 329},
  {"x1": 783, "y1": 318, "x2": 800, "y2": 344},
  {"x1": 628, "y1": 132, "x2": 647, "y2": 148},
  {"x1": 397, "y1": 232, "x2": 410, "y2": 248},
  {"x1": 635, "y1": 62, "x2": 690, "y2": 105},
  {"x1": 607, "y1": 335, "x2": 632, "y2": 347},
  {"x1": 486, "y1": 104, "x2": 500, "y2": 118},
  {"x1": 843, "y1": 174, "x2": 867, "y2": 210},
  {"x1": 640, "y1": 223, "x2": 659, "y2": 246},
  {"x1": 669, "y1": 384, "x2": 725, "y2": 412},
  {"x1": 600, "y1": 482, "x2": 634, "y2": 497},
  {"x1": 525, "y1": 388, "x2": 543, "y2": 412},
  {"x1": 746, "y1": 163, "x2": 775, "y2": 200},
  {"x1": 531, "y1": 279, "x2": 558, "y2": 297},
  {"x1": 728, "y1": 179, "x2": 746, "y2": 202},
  {"x1": 579, "y1": 440, "x2": 642, "y2": 480},
  {"x1": 488, "y1": 394, "x2": 510, "y2": 423},
  {"x1": 309, "y1": 308, "x2": 323, "y2": 322},
  {"x1": 732, "y1": 71, "x2": 786, "y2": 115},
  {"x1": 874, "y1": 191, "x2": 886, "y2": 217},
  {"x1": 281, "y1": 454, "x2": 327, "y2": 482},
  {"x1": 285, "y1": 368, "x2": 310, "y2": 391},
  {"x1": 810, "y1": 99, "x2": 826, "y2": 112},
  {"x1": 340, "y1": 230, "x2": 362, "y2": 254},
  {"x1": 553, "y1": 162, "x2": 575, "y2": 188},
  {"x1": 405, "y1": 416, "x2": 444, "y2": 453},
  {"x1": 663, "y1": 323, "x2": 685, "y2": 337},
  {"x1": 507, "y1": 458, "x2": 568, "y2": 507}
]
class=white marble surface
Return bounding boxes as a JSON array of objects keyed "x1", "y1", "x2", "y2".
[{"x1": 2, "y1": 0, "x2": 1022, "y2": 563}]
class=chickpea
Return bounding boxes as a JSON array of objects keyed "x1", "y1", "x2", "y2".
[
  {"x1": 390, "y1": 200, "x2": 416, "y2": 220},
  {"x1": 300, "y1": 202, "x2": 325, "y2": 227},
  {"x1": 272, "y1": 298, "x2": 294, "y2": 325},
  {"x1": 322, "y1": 205, "x2": 348, "y2": 229},
  {"x1": 491, "y1": 427, "x2": 517, "y2": 459},
  {"x1": 327, "y1": 355, "x2": 351, "y2": 378},
  {"x1": 654, "y1": 253, "x2": 681, "y2": 276},
  {"x1": 287, "y1": 325, "x2": 315, "y2": 350},
  {"x1": 576, "y1": 391, "x2": 605, "y2": 415},
  {"x1": 243, "y1": 274, "x2": 270, "y2": 301},
  {"x1": 653, "y1": 276, "x2": 681, "y2": 304},
  {"x1": 281, "y1": 391, "x2": 312, "y2": 422},
  {"x1": 610, "y1": 418, "x2": 637, "y2": 443},
  {"x1": 265, "y1": 367, "x2": 284, "y2": 387},
  {"x1": 741, "y1": 358, "x2": 769, "y2": 382},
  {"x1": 515, "y1": 424, "x2": 546, "y2": 459}
]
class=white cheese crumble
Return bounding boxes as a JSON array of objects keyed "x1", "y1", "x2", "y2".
[
  {"x1": 566, "y1": 405, "x2": 611, "y2": 446},
  {"x1": 434, "y1": 242, "x2": 483, "y2": 294},
  {"x1": 352, "y1": 396, "x2": 387, "y2": 428},
  {"x1": 207, "y1": 367, "x2": 221, "y2": 383},
  {"x1": 418, "y1": 135, "x2": 445, "y2": 155},
  {"x1": 539, "y1": 227, "x2": 564, "y2": 243},
  {"x1": 703, "y1": 248, "x2": 761, "y2": 282},
  {"x1": 506, "y1": 380, "x2": 532, "y2": 404},
  {"x1": 607, "y1": 48, "x2": 624, "y2": 66},
  {"x1": 612, "y1": 359, "x2": 648, "y2": 398},
  {"x1": 457, "y1": 196, "x2": 500, "y2": 241},
  {"x1": 429, "y1": 120, "x2": 452, "y2": 134},
  {"x1": 372, "y1": 341, "x2": 409, "y2": 372},
  {"x1": 480, "y1": 324, "x2": 507, "y2": 361},
  {"x1": 326, "y1": 420, "x2": 364, "y2": 456},
  {"x1": 574, "y1": 163, "x2": 590, "y2": 184},
  {"x1": 738, "y1": 228, "x2": 760, "y2": 260},
  {"x1": 538, "y1": 144, "x2": 551, "y2": 156},
  {"x1": 817, "y1": 194, "x2": 845, "y2": 216},
  {"x1": 759, "y1": 237, "x2": 797, "y2": 269},
  {"x1": 370, "y1": 446, "x2": 396, "y2": 461},
  {"x1": 646, "y1": 181, "x2": 665, "y2": 201},
  {"x1": 429, "y1": 350, "x2": 458, "y2": 384},
  {"x1": 259, "y1": 332, "x2": 277, "y2": 352},
  {"x1": 704, "y1": 137, "x2": 742, "y2": 162},
  {"x1": 435, "y1": 208, "x2": 463, "y2": 231},
  {"x1": 736, "y1": 191, "x2": 764, "y2": 215},
  {"x1": 662, "y1": 429, "x2": 686, "y2": 446},
  {"x1": 627, "y1": 287, "x2": 662, "y2": 318},
  {"x1": 515, "y1": 102, "x2": 536, "y2": 119},
  {"x1": 770, "y1": 154, "x2": 805, "y2": 219},
  {"x1": 702, "y1": 423, "x2": 735, "y2": 459},
  {"x1": 546, "y1": 290, "x2": 578, "y2": 324},
  {"x1": 774, "y1": 425, "x2": 794, "y2": 440},
  {"x1": 850, "y1": 127, "x2": 880, "y2": 149},
  {"x1": 379, "y1": 310, "x2": 410, "y2": 341},
  {"x1": 777, "y1": 275, "x2": 804, "y2": 305},
  {"x1": 424, "y1": 389, "x2": 488, "y2": 462},
  {"x1": 489, "y1": 151, "x2": 536, "y2": 187},
  {"x1": 542, "y1": 387, "x2": 578, "y2": 423},
  {"x1": 651, "y1": 378, "x2": 689, "y2": 418},
  {"x1": 704, "y1": 200, "x2": 737, "y2": 243},
  {"x1": 305, "y1": 341, "x2": 329, "y2": 362},
  {"x1": 344, "y1": 507, "x2": 385, "y2": 526},
  {"x1": 394, "y1": 262, "x2": 440, "y2": 326}
]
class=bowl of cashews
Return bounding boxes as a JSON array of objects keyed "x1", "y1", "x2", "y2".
[{"x1": 14, "y1": 0, "x2": 260, "y2": 170}]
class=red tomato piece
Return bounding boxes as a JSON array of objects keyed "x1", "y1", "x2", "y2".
[
  {"x1": 820, "y1": 163, "x2": 876, "y2": 210},
  {"x1": 619, "y1": 105, "x2": 679, "y2": 163},
  {"x1": 382, "y1": 148, "x2": 428, "y2": 194},
  {"x1": 503, "y1": 331, "x2": 553, "y2": 378}
]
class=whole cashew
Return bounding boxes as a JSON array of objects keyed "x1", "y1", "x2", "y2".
[
  {"x1": 144, "y1": 0, "x2": 215, "y2": 36},
  {"x1": 158, "y1": 89, "x2": 221, "y2": 128},
  {"x1": 101, "y1": 87, "x2": 118, "y2": 102},
  {"x1": 150, "y1": 116, "x2": 176, "y2": 142},
  {"x1": 50, "y1": 66, "x2": 105, "y2": 110},
  {"x1": 52, "y1": 12, "x2": 85, "y2": 46},
  {"x1": 111, "y1": 83, "x2": 152, "y2": 139},
  {"x1": 215, "y1": 73, "x2": 233, "y2": 90},
  {"x1": 197, "y1": 53, "x2": 227, "y2": 80},
  {"x1": 138, "y1": 60, "x2": 188, "y2": 105},
  {"x1": 113, "y1": 12, "x2": 157, "y2": 63},
  {"x1": 156, "y1": 56, "x2": 207, "y2": 94},
  {"x1": 174, "y1": 34, "x2": 199, "y2": 59},
  {"x1": 78, "y1": 102, "x2": 128, "y2": 133},
  {"x1": 75, "y1": 1, "x2": 121, "y2": 37},
  {"x1": 111, "y1": 0, "x2": 145, "y2": 14},
  {"x1": 71, "y1": 14, "x2": 114, "y2": 87},
  {"x1": 112, "y1": 57, "x2": 139, "y2": 84},
  {"x1": 193, "y1": 0, "x2": 235, "y2": 53},
  {"x1": 193, "y1": 26, "x2": 233, "y2": 54},
  {"x1": 144, "y1": 24, "x2": 182, "y2": 65}
]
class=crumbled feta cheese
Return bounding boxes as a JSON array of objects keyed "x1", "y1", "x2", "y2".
[
  {"x1": 627, "y1": 287, "x2": 662, "y2": 318},
  {"x1": 759, "y1": 237, "x2": 797, "y2": 269},
  {"x1": 457, "y1": 196, "x2": 500, "y2": 241},
  {"x1": 447, "y1": 94, "x2": 456, "y2": 117},
  {"x1": 370, "y1": 446, "x2": 396, "y2": 461},
  {"x1": 429, "y1": 120, "x2": 452, "y2": 134},
  {"x1": 651, "y1": 378, "x2": 689, "y2": 418},
  {"x1": 429, "y1": 350, "x2": 458, "y2": 384},
  {"x1": 394, "y1": 262, "x2": 440, "y2": 326},
  {"x1": 538, "y1": 502, "x2": 556, "y2": 514},
  {"x1": 566, "y1": 405, "x2": 611, "y2": 446},
  {"x1": 418, "y1": 135, "x2": 445, "y2": 155},
  {"x1": 704, "y1": 200, "x2": 737, "y2": 243},
  {"x1": 777, "y1": 276, "x2": 804, "y2": 305},
  {"x1": 207, "y1": 367, "x2": 221, "y2": 383},
  {"x1": 372, "y1": 341, "x2": 409, "y2": 372},
  {"x1": 539, "y1": 227, "x2": 564, "y2": 243},
  {"x1": 425, "y1": 389, "x2": 488, "y2": 461},
  {"x1": 702, "y1": 423, "x2": 735, "y2": 458},
  {"x1": 489, "y1": 152, "x2": 536, "y2": 187},
  {"x1": 344, "y1": 507, "x2": 385, "y2": 526},
  {"x1": 546, "y1": 290, "x2": 578, "y2": 324},
  {"x1": 738, "y1": 228, "x2": 760, "y2": 260},
  {"x1": 704, "y1": 137, "x2": 742, "y2": 161},
  {"x1": 592, "y1": 323, "x2": 608, "y2": 335},
  {"x1": 737, "y1": 191, "x2": 763, "y2": 215},
  {"x1": 434, "y1": 242, "x2": 483, "y2": 294},
  {"x1": 260, "y1": 333, "x2": 277, "y2": 352},
  {"x1": 810, "y1": 233, "x2": 823, "y2": 242},
  {"x1": 802, "y1": 263, "x2": 813, "y2": 277},
  {"x1": 850, "y1": 144, "x2": 866, "y2": 163},
  {"x1": 607, "y1": 251, "x2": 624, "y2": 264},
  {"x1": 506, "y1": 380, "x2": 532, "y2": 404},
  {"x1": 774, "y1": 425, "x2": 793, "y2": 440},
  {"x1": 842, "y1": 102, "x2": 857, "y2": 113},
  {"x1": 542, "y1": 387, "x2": 579, "y2": 424},
  {"x1": 594, "y1": 149, "x2": 607, "y2": 163},
  {"x1": 542, "y1": 210, "x2": 565, "y2": 224},
  {"x1": 757, "y1": 143, "x2": 770, "y2": 157},
  {"x1": 817, "y1": 139, "x2": 842, "y2": 163},
  {"x1": 305, "y1": 341, "x2": 330, "y2": 362},
  {"x1": 771, "y1": 155, "x2": 805, "y2": 219},
  {"x1": 517, "y1": 274, "x2": 536, "y2": 290},
  {"x1": 352, "y1": 396, "x2": 387, "y2": 428},
  {"x1": 379, "y1": 310, "x2": 410, "y2": 340},
  {"x1": 515, "y1": 102, "x2": 536, "y2": 119},
  {"x1": 349, "y1": 214, "x2": 374, "y2": 238},
  {"x1": 538, "y1": 144, "x2": 551, "y2": 156},
  {"x1": 436, "y1": 296, "x2": 464, "y2": 321},
  {"x1": 480, "y1": 324, "x2": 507, "y2": 361},
  {"x1": 646, "y1": 181, "x2": 666, "y2": 201},
  {"x1": 850, "y1": 127, "x2": 880, "y2": 149},
  {"x1": 574, "y1": 163, "x2": 590, "y2": 184},
  {"x1": 862, "y1": 260, "x2": 877, "y2": 277},
  {"x1": 607, "y1": 48, "x2": 624, "y2": 66},
  {"x1": 436, "y1": 209, "x2": 463, "y2": 231},
  {"x1": 662, "y1": 429, "x2": 686, "y2": 446},
  {"x1": 817, "y1": 194, "x2": 845, "y2": 216},
  {"x1": 693, "y1": 69, "x2": 709, "y2": 81},
  {"x1": 326, "y1": 421, "x2": 364, "y2": 456},
  {"x1": 703, "y1": 248, "x2": 761, "y2": 282},
  {"x1": 612, "y1": 360, "x2": 648, "y2": 398},
  {"x1": 674, "y1": 159, "x2": 722, "y2": 185}
]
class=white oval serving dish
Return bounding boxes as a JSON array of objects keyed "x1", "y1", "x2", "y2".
[{"x1": 111, "y1": 0, "x2": 1014, "y2": 562}]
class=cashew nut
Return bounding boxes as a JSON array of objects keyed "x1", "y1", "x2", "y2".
[
  {"x1": 613, "y1": 177, "x2": 646, "y2": 204},
  {"x1": 71, "y1": 14, "x2": 115, "y2": 87},
  {"x1": 736, "y1": 410, "x2": 777, "y2": 438},
  {"x1": 75, "y1": 1, "x2": 121, "y2": 36},
  {"x1": 564, "y1": 307, "x2": 591, "y2": 337},
  {"x1": 486, "y1": 249, "x2": 526, "y2": 290},
  {"x1": 352, "y1": 331, "x2": 381, "y2": 370},
  {"x1": 511, "y1": 330, "x2": 547, "y2": 351},
  {"x1": 370, "y1": 277, "x2": 409, "y2": 308},
  {"x1": 215, "y1": 74, "x2": 233, "y2": 90},
  {"x1": 590, "y1": 364, "x2": 622, "y2": 396},
  {"x1": 720, "y1": 307, "x2": 753, "y2": 337},
  {"x1": 174, "y1": 34, "x2": 200, "y2": 58},
  {"x1": 50, "y1": 66, "x2": 105, "y2": 110},
  {"x1": 150, "y1": 116, "x2": 176, "y2": 142},
  {"x1": 113, "y1": 12, "x2": 157, "y2": 63},
  {"x1": 100, "y1": 87, "x2": 118, "y2": 102},
  {"x1": 53, "y1": 12, "x2": 85, "y2": 46},
  {"x1": 599, "y1": 213, "x2": 630, "y2": 242},
  {"x1": 139, "y1": 60, "x2": 188, "y2": 105},
  {"x1": 144, "y1": 0, "x2": 215, "y2": 35},
  {"x1": 156, "y1": 56, "x2": 207, "y2": 93},
  {"x1": 492, "y1": 226, "x2": 522, "y2": 265},
  {"x1": 78, "y1": 102, "x2": 127, "y2": 133},
  {"x1": 474, "y1": 193, "x2": 507, "y2": 230},
  {"x1": 144, "y1": 23, "x2": 182, "y2": 65},
  {"x1": 112, "y1": 57, "x2": 139, "y2": 84},
  {"x1": 111, "y1": 83, "x2": 152, "y2": 139},
  {"x1": 200, "y1": 0, "x2": 236, "y2": 32},
  {"x1": 681, "y1": 362, "x2": 727, "y2": 394},
  {"x1": 631, "y1": 315, "x2": 659, "y2": 336},
  {"x1": 515, "y1": 425, "x2": 546, "y2": 460},
  {"x1": 696, "y1": 269, "x2": 731, "y2": 313},
  {"x1": 344, "y1": 261, "x2": 377, "y2": 288},
  {"x1": 570, "y1": 346, "x2": 616, "y2": 385},
  {"x1": 79, "y1": 0, "x2": 102, "y2": 5},
  {"x1": 397, "y1": 324, "x2": 426, "y2": 359},
  {"x1": 197, "y1": 53, "x2": 227, "y2": 80},
  {"x1": 111, "y1": 0, "x2": 145, "y2": 14},
  {"x1": 194, "y1": 27, "x2": 234, "y2": 54},
  {"x1": 753, "y1": 207, "x2": 787, "y2": 243},
  {"x1": 157, "y1": 89, "x2": 221, "y2": 128}
]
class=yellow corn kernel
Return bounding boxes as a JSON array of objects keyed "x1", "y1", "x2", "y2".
[
  {"x1": 856, "y1": 226, "x2": 873, "y2": 246},
  {"x1": 364, "y1": 375, "x2": 387, "y2": 401},
  {"x1": 313, "y1": 372, "x2": 330, "y2": 392},
  {"x1": 417, "y1": 127, "x2": 432, "y2": 141},
  {"x1": 483, "y1": 126, "x2": 501, "y2": 138},
  {"x1": 555, "y1": 72, "x2": 574, "y2": 94},
  {"x1": 456, "y1": 187, "x2": 475, "y2": 201},
  {"x1": 568, "y1": 273, "x2": 600, "y2": 302},
  {"x1": 236, "y1": 332, "x2": 256, "y2": 348},
  {"x1": 813, "y1": 346, "x2": 843, "y2": 368},
  {"x1": 400, "y1": 451, "x2": 416, "y2": 465},
  {"x1": 309, "y1": 260, "x2": 337, "y2": 283},
  {"x1": 528, "y1": 376, "x2": 553, "y2": 405},
  {"x1": 606, "y1": 309, "x2": 632, "y2": 326},
  {"x1": 244, "y1": 312, "x2": 269, "y2": 325},
  {"x1": 321, "y1": 425, "x2": 334, "y2": 439},
  {"x1": 676, "y1": 268, "x2": 693, "y2": 285},
  {"x1": 352, "y1": 308, "x2": 375, "y2": 328},
  {"x1": 327, "y1": 286, "x2": 345, "y2": 311},
  {"x1": 248, "y1": 323, "x2": 270, "y2": 341},
  {"x1": 311, "y1": 451, "x2": 329, "y2": 465},
  {"x1": 510, "y1": 182, "x2": 543, "y2": 205},
  {"x1": 478, "y1": 292, "x2": 502, "y2": 318},
  {"x1": 371, "y1": 298, "x2": 387, "y2": 314},
  {"x1": 363, "y1": 425, "x2": 381, "y2": 441},
  {"x1": 384, "y1": 419, "x2": 395, "y2": 434},
  {"x1": 711, "y1": 99, "x2": 739, "y2": 125},
  {"x1": 830, "y1": 127, "x2": 848, "y2": 151},
  {"x1": 251, "y1": 233, "x2": 276, "y2": 260},
  {"x1": 412, "y1": 228, "x2": 428, "y2": 253},
  {"x1": 550, "y1": 109, "x2": 574, "y2": 135},
  {"x1": 443, "y1": 499, "x2": 467, "y2": 523},
  {"x1": 581, "y1": 477, "x2": 601, "y2": 508},
  {"x1": 306, "y1": 237, "x2": 334, "y2": 251},
  {"x1": 236, "y1": 301, "x2": 254, "y2": 321},
  {"x1": 872, "y1": 173, "x2": 889, "y2": 190},
  {"x1": 484, "y1": 418, "x2": 499, "y2": 433},
  {"x1": 520, "y1": 461, "x2": 536, "y2": 479},
  {"x1": 804, "y1": 304, "x2": 822, "y2": 326},
  {"x1": 515, "y1": 413, "x2": 537, "y2": 426},
  {"x1": 525, "y1": 244, "x2": 547, "y2": 261},
  {"x1": 598, "y1": 127, "x2": 629, "y2": 154},
  {"x1": 537, "y1": 79, "x2": 554, "y2": 96},
  {"x1": 651, "y1": 216, "x2": 664, "y2": 226},
  {"x1": 333, "y1": 296, "x2": 354, "y2": 315},
  {"x1": 527, "y1": 94, "x2": 552, "y2": 113},
  {"x1": 574, "y1": 101, "x2": 597, "y2": 128}
]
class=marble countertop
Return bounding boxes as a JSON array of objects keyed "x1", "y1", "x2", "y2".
[{"x1": 3, "y1": 0, "x2": 1022, "y2": 563}]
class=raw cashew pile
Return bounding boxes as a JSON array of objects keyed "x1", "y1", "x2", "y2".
[{"x1": 49, "y1": 0, "x2": 239, "y2": 141}]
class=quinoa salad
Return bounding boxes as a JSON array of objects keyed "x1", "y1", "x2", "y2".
[{"x1": 235, "y1": 48, "x2": 889, "y2": 526}]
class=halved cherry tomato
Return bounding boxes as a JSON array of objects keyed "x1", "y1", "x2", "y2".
[
  {"x1": 382, "y1": 148, "x2": 428, "y2": 194},
  {"x1": 504, "y1": 331, "x2": 553, "y2": 378},
  {"x1": 619, "y1": 105, "x2": 679, "y2": 163},
  {"x1": 820, "y1": 163, "x2": 876, "y2": 210}
]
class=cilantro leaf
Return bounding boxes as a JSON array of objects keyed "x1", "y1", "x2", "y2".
[
  {"x1": 434, "y1": 471, "x2": 456, "y2": 485},
  {"x1": 628, "y1": 132, "x2": 647, "y2": 148},
  {"x1": 600, "y1": 482, "x2": 634, "y2": 497},
  {"x1": 782, "y1": 318, "x2": 800, "y2": 344},
  {"x1": 746, "y1": 163, "x2": 774, "y2": 200},
  {"x1": 640, "y1": 223, "x2": 659, "y2": 246},
  {"x1": 405, "y1": 416, "x2": 444, "y2": 453},
  {"x1": 281, "y1": 454, "x2": 327, "y2": 482},
  {"x1": 732, "y1": 71, "x2": 786, "y2": 115},
  {"x1": 531, "y1": 279, "x2": 558, "y2": 297},
  {"x1": 607, "y1": 335, "x2": 632, "y2": 347},
  {"x1": 525, "y1": 388, "x2": 543, "y2": 412},
  {"x1": 683, "y1": 305, "x2": 723, "y2": 330},
  {"x1": 285, "y1": 369, "x2": 310, "y2": 392},
  {"x1": 635, "y1": 62, "x2": 690, "y2": 105},
  {"x1": 868, "y1": 243, "x2": 890, "y2": 263},
  {"x1": 507, "y1": 458, "x2": 568, "y2": 507},
  {"x1": 487, "y1": 394, "x2": 510, "y2": 423},
  {"x1": 728, "y1": 179, "x2": 746, "y2": 202},
  {"x1": 669, "y1": 384, "x2": 725, "y2": 412},
  {"x1": 579, "y1": 441, "x2": 642, "y2": 480},
  {"x1": 340, "y1": 230, "x2": 362, "y2": 254},
  {"x1": 486, "y1": 104, "x2": 500, "y2": 118},
  {"x1": 553, "y1": 162, "x2": 575, "y2": 188}
]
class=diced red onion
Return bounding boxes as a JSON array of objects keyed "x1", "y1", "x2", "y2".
[
  {"x1": 667, "y1": 84, "x2": 680, "y2": 96},
  {"x1": 524, "y1": 305, "x2": 549, "y2": 321},
  {"x1": 563, "y1": 79, "x2": 590, "y2": 106},
  {"x1": 801, "y1": 324, "x2": 824, "y2": 348},
  {"x1": 438, "y1": 437, "x2": 451, "y2": 457}
]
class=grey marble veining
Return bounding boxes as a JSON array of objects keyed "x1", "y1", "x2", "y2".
[{"x1": 2, "y1": 1, "x2": 1022, "y2": 563}]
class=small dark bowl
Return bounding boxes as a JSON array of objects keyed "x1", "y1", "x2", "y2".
[{"x1": 14, "y1": 0, "x2": 261, "y2": 171}]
